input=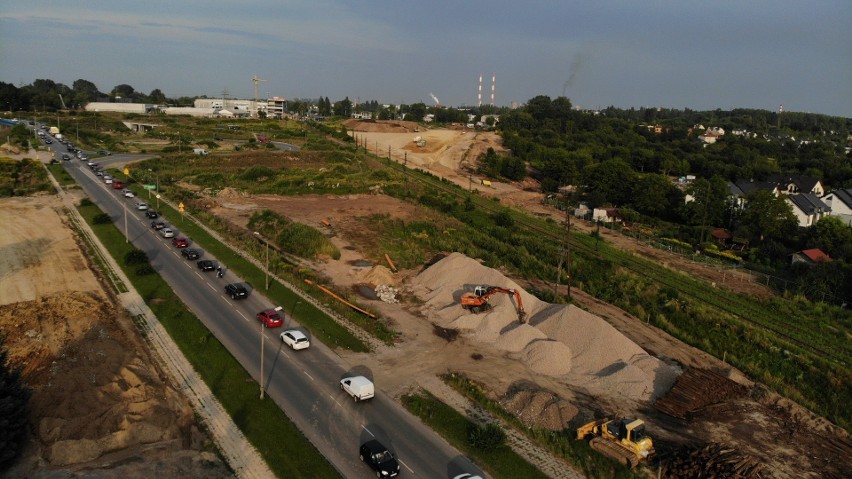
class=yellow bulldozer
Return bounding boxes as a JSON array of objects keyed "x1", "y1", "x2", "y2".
[{"x1": 576, "y1": 418, "x2": 654, "y2": 468}]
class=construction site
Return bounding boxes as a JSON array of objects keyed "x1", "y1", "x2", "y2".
[{"x1": 2, "y1": 119, "x2": 850, "y2": 478}]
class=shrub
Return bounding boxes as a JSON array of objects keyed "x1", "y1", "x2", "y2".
[
  {"x1": 79, "y1": 198, "x2": 93, "y2": 207},
  {"x1": 93, "y1": 213, "x2": 112, "y2": 224},
  {"x1": 135, "y1": 264, "x2": 155, "y2": 276},
  {"x1": 124, "y1": 249, "x2": 149, "y2": 266},
  {"x1": 467, "y1": 422, "x2": 506, "y2": 451}
]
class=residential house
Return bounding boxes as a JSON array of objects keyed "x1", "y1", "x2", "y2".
[
  {"x1": 728, "y1": 180, "x2": 780, "y2": 209},
  {"x1": 791, "y1": 248, "x2": 831, "y2": 266},
  {"x1": 711, "y1": 228, "x2": 732, "y2": 247},
  {"x1": 592, "y1": 208, "x2": 621, "y2": 223},
  {"x1": 768, "y1": 174, "x2": 825, "y2": 196},
  {"x1": 821, "y1": 188, "x2": 852, "y2": 226},
  {"x1": 785, "y1": 193, "x2": 831, "y2": 227}
]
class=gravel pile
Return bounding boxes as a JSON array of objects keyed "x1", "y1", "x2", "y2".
[{"x1": 409, "y1": 252, "x2": 680, "y2": 402}]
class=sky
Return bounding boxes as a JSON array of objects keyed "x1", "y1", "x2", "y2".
[{"x1": 1, "y1": 1, "x2": 850, "y2": 117}]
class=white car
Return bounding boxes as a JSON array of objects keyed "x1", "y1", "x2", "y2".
[
  {"x1": 453, "y1": 475, "x2": 484, "y2": 479},
  {"x1": 160, "y1": 228, "x2": 174, "y2": 238},
  {"x1": 104, "y1": 176, "x2": 113, "y2": 184},
  {"x1": 280, "y1": 330, "x2": 310, "y2": 350},
  {"x1": 135, "y1": 202, "x2": 148, "y2": 210},
  {"x1": 123, "y1": 189, "x2": 135, "y2": 198}
]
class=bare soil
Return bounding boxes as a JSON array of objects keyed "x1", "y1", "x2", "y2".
[
  {"x1": 0, "y1": 195, "x2": 231, "y2": 478},
  {"x1": 206, "y1": 121, "x2": 849, "y2": 478}
]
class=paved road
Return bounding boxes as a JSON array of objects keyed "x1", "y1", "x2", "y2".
[{"x1": 38, "y1": 126, "x2": 486, "y2": 479}]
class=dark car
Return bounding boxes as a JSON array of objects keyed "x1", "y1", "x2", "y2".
[
  {"x1": 359, "y1": 440, "x2": 400, "y2": 477},
  {"x1": 61, "y1": 154, "x2": 70, "y2": 161},
  {"x1": 181, "y1": 248, "x2": 200, "y2": 260},
  {"x1": 98, "y1": 149, "x2": 111, "y2": 156},
  {"x1": 197, "y1": 260, "x2": 216, "y2": 271},
  {"x1": 145, "y1": 209, "x2": 159, "y2": 219},
  {"x1": 224, "y1": 283, "x2": 249, "y2": 300},
  {"x1": 151, "y1": 220, "x2": 166, "y2": 230}
]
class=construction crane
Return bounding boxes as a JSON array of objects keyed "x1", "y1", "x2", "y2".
[
  {"x1": 460, "y1": 286, "x2": 527, "y2": 323},
  {"x1": 58, "y1": 94, "x2": 68, "y2": 110},
  {"x1": 251, "y1": 75, "x2": 267, "y2": 117},
  {"x1": 576, "y1": 418, "x2": 654, "y2": 468}
]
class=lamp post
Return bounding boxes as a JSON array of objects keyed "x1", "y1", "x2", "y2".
[
  {"x1": 254, "y1": 231, "x2": 269, "y2": 290},
  {"x1": 260, "y1": 305, "x2": 283, "y2": 400}
]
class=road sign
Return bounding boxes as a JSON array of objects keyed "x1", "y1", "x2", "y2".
[
  {"x1": 143, "y1": 185, "x2": 156, "y2": 190},
  {"x1": 156, "y1": 194, "x2": 161, "y2": 199},
  {"x1": 179, "y1": 202, "x2": 185, "y2": 212},
  {"x1": 123, "y1": 167, "x2": 130, "y2": 176}
]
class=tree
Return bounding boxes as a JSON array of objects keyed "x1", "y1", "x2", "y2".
[
  {"x1": 405, "y1": 103, "x2": 427, "y2": 123},
  {"x1": 72, "y1": 79, "x2": 101, "y2": 106},
  {"x1": 581, "y1": 158, "x2": 636, "y2": 207},
  {"x1": 0, "y1": 336, "x2": 30, "y2": 472},
  {"x1": 739, "y1": 190, "x2": 798, "y2": 243},
  {"x1": 110, "y1": 84, "x2": 136, "y2": 100},
  {"x1": 683, "y1": 176, "x2": 729, "y2": 243},
  {"x1": 805, "y1": 216, "x2": 852, "y2": 262},
  {"x1": 631, "y1": 173, "x2": 677, "y2": 217},
  {"x1": 149, "y1": 88, "x2": 167, "y2": 104}
]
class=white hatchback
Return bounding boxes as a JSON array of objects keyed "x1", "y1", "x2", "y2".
[
  {"x1": 123, "y1": 189, "x2": 135, "y2": 198},
  {"x1": 160, "y1": 228, "x2": 174, "y2": 238}
]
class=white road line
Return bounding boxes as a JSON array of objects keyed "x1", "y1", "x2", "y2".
[
  {"x1": 237, "y1": 311, "x2": 247, "y2": 321},
  {"x1": 206, "y1": 283, "x2": 217, "y2": 292},
  {"x1": 329, "y1": 395, "x2": 341, "y2": 407},
  {"x1": 302, "y1": 370, "x2": 314, "y2": 381},
  {"x1": 362, "y1": 425, "x2": 375, "y2": 437},
  {"x1": 399, "y1": 459, "x2": 414, "y2": 474}
]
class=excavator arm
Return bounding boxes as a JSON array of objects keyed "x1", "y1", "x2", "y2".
[{"x1": 461, "y1": 286, "x2": 527, "y2": 323}]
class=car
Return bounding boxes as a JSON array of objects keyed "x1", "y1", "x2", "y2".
[
  {"x1": 160, "y1": 228, "x2": 174, "y2": 238},
  {"x1": 67, "y1": 146, "x2": 77, "y2": 153},
  {"x1": 112, "y1": 181, "x2": 125, "y2": 189},
  {"x1": 104, "y1": 177, "x2": 113, "y2": 184},
  {"x1": 98, "y1": 149, "x2": 111, "y2": 156},
  {"x1": 123, "y1": 189, "x2": 135, "y2": 198},
  {"x1": 43, "y1": 138, "x2": 52, "y2": 144},
  {"x1": 87, "y1": 160, "x2": 95, "y2": 167},
  {"x1": 172, "y1": 237, "x2": 189, "y2": 248},
  {"x1": 95, "y1": 171, "x2": 104, "y2": 177},
  {"x1": 197, "y1": 260, "x2": 216, "y2": 271},
  {"x1": 181, "y1": 248, "x2": 200, "y2": 260},
  {"x1": 61, "y1": 154, "x2": 70, "y2": 161},
  {"x1": 145, "y1": 209, "x2": 159, "y2": 219},
  {"x1": 135, "y1": 202, "x2": 148, "y2": 210},
  {"x1": 257, "y1": 136, "x2": 270, "y2": 143},
  {"x1": 256, "y1": 309, "x2": 284, "y2": 328},
  {"x1": 151, "y1": 220, "x2": 166, "y2": 230},
  {"x1": 359, "y1": 440, "x2": 400, "y2": 477},
  {"x1": 280, "y1": 329, "x2": 310, "y2": 349},
  {"x1": 453, "y1": 475, "x2": 484, "y2": 479},
  {"x1": 224, "y1": 283, "x2": 249, "y2": 300}
]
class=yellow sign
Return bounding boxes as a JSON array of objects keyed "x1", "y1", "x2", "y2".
[
  {"x1": 179, "y1": 202, "x2": 185, "y2": 212},
  {"x1": 123, "y1": 167, "x2": 130, "y2": 176}
]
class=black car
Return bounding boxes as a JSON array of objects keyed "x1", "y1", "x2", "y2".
[
  {"x1": 197, "y1": 260, "x2": 216, "y2": 271},
  {"x1": 61, "y1": 154, "x2": 70, "y2": 161},
  {"x1": 359, "y1": 440, "x2": 400, "y2": 477},
  {"x1": 145, "y1": 209, "x2": 159, "y2": 219},
  {"x1": 181, "y1": 249, "x2": 200, "y2": 260},
  {"x1": 224, "y1": 283, "x2": 249, "y2": 300},
  {"x1": 151, "y1": 220, "x2": 166, "y2": 230}
]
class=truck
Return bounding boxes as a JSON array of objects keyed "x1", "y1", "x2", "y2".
[
  {"x1": 49, "y1": 126, "x2": 60, "y2": 135},
  {"x1": 54, "y1": 133, "x2": 64, "y2": 141},
  {"x1": 340, "y1": 375, "x2": 374, "y2": 402},
  {"x1": 192, "y1": 148, "x2": 209, "y2": 156}
]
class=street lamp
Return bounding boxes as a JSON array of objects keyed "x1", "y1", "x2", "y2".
[
  {"x1": 254, "y1": 231, "x2": 270, "y2": 290},
  {"x1": 260, "y1": 305, "x2": 283, "y2": 400}
]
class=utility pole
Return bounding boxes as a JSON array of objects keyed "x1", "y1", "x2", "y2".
[{"x1": 554, "y1": 199, "x2": 572, "y2": 300}]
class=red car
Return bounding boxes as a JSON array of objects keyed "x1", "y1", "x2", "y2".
[
  {"x1": 256, "y1": 309, "x2": 284, "y2": 328},
  {"x1": 257, "y1": 136, "x2": 270, "y2": 143},
  {"x1": 172, "y1": 237, "x2": 189, "y2": 248},
  {"x1": 112, "y1": 181, "x2": 125, "y2": 189}
]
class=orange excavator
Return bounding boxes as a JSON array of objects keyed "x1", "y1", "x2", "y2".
[{"x1": 460, "y1": 286, "x2": 527, "y2": 323}]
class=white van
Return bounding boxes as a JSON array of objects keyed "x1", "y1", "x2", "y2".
[
  {"x1": 340, "y1": 376, "x2": 374, "y2": 402},
  {"x1": 193, "y1": 148, "x2": 209, "y2": 156}
]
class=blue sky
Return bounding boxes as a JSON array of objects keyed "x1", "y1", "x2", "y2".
[{"x1": 2, "y1": 1, "x2": 850, "y2": 116}]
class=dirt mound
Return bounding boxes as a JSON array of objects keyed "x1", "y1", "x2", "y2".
[
  {"x1": 360, "y1": 265, "x2": 397, "y2": 286},
  {"x1": 409, "y1": 252, "x2": 681, "y2": 402},
  {"x1": 501, "y1": 383, "x2": 579, "y2": 431}
]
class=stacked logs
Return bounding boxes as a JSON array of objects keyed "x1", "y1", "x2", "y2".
[
  {"x1": 654, "y1": 368, "x2": 748, "y2": 419},
  {"x1": 658, "y1": 442, "x2": 765, "y2": 479}
]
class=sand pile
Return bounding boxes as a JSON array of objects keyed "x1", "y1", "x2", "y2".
[
  {"x1": 409, "y1": 252, "x2": 680, "y2": 402},
  {"x1": 360, "y1": 265, "x2": 397, "y2": 286}
]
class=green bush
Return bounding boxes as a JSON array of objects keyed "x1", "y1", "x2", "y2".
[
  {"x1": 135, "y1": 264, "x2": 155, "y2": 276},
  {"x1": 468, "y1": 423, "x2": 506, "y2": 451},
  {"x1": 79, "y1": 198, "x2": 93, "y2": 207},
  {"x1": 93, "y1": 213, "x2": 112, "y2": 224},
  {"x1": 124, "y1": 249, "x2": 149, "y2": 266}
]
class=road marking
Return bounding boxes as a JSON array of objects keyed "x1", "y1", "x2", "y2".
[
  {"x1": 399, "y1": 459, "x2": 414, "y2": 474},
  {"x1": 237, "y1": 311, "x2": 247, "y2": 321},
  {"x1": 302, "y1": 370, "x2": 313, "y2": 381},
  {"x1": 362, "y1": 425, "x2": 375, "y2": 437},
  {"x1": 329, "y1": 395, "x2": 341, "y2": 407},
  {"x1": 207, "y1": 283, "x2": 217, "y2": 292}
]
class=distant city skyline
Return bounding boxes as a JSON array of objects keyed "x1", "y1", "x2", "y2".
[{"x1": 1, "y1": 1, "x2": 850, "y2": 116}]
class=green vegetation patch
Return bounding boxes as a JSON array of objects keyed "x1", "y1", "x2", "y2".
[
  {"x1": 0, "y1": 158, "x2": 51, "y2": 196},
  {"x1": 248, "y1": 209, "x2": 340, "y2": 260}
]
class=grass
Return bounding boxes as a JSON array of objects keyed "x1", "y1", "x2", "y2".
[
  {"x1": 47, "y1": 163, "x2": 77, "y2": 187},
  {"x1": 76, "y1": 200, "x2": 340, "y2": 478},
  {"x1": 401, "y1": 390, "x2": 549, "y2": 479}
]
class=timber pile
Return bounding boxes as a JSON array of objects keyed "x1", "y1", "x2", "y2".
[
  {"x1": 659, "y1": 442, "x2": 765, "y2": 479},
  {"x1": 654, "y1": 368, "x2": 748, "y2": 419}
]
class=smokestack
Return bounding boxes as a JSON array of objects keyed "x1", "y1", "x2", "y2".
[
  {"x1": 490, "y1": 73, "x2": 495, "y2": 106},
  {"x1": 478, "y1": 74, "x2": 483, "y2": 107}
]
